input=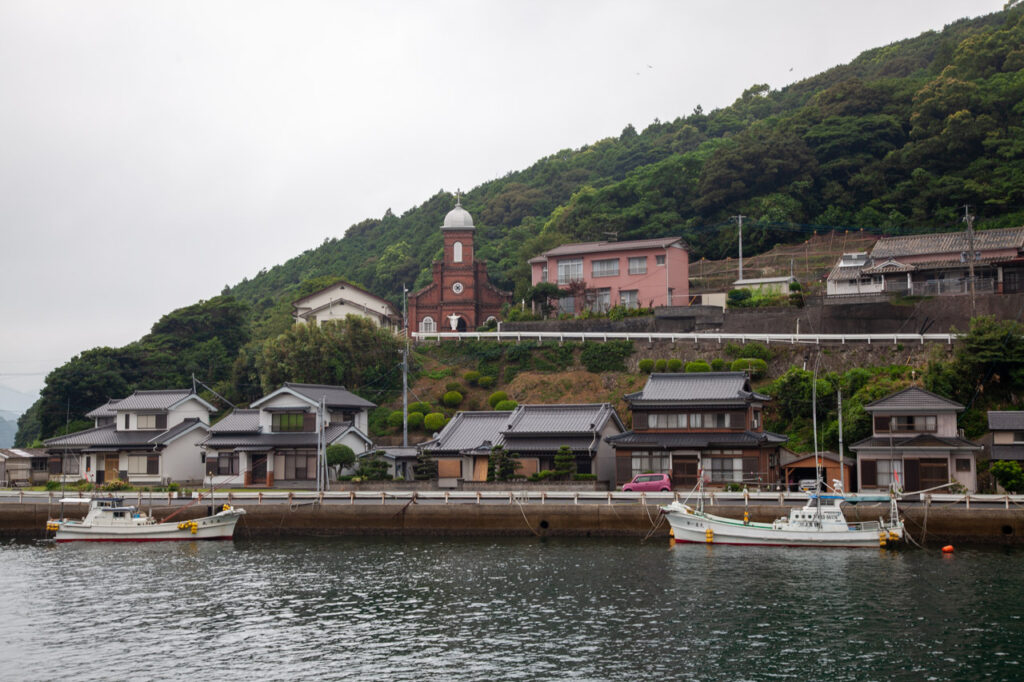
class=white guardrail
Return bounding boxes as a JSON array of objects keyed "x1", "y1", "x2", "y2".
[
  {"x1": 411, "y1": 331, "x2": 956, "y2": 345},
  {"x1": 5, "y1": 490, "x2": 1024, "y2": 508}
]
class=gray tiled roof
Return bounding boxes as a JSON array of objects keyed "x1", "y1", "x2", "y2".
[
  {"x1": 201, "y1": 422, "x2": 358, "y2": 450},
  {"x1": 606, "y1": 430, "x2": 787, "y2": 449},
  {"x1": 85, "y1": 399, "x2": 122, "y2": 419},
  {"x1": 44, "y1": 419, "x2": 208, "y2": 451},
  {"x1": 538, "y1": 237, "x2": 684, "y2": 259},
  {"x1": 863, "y1": 387, "x2": 963, "y2": 412},
  {"x1": 210, "y1": 409, "x2": 262, "y2": 433},
  {"x1": 849, "y1": 433, "x2": 980, "y2": 451},
  {"x1": 626, "y1": 372, "x2": 768, "y2": 404},
  {"x1": 252, "y1": 383, "x2": 376, "y2": 410},
  {"x1": 870, "y1": 226, "x2": 1024, "y2": 259},
  {"x1": 988, "y1": 411, "x2": 1024, "y2": 431},
  {"x1": 113, "y1": 389, "x2": 195, "y2": 412},
  {"x1": 420, "y1": 411, "x2": 512, "y2": 454},
  {"x1": 503, "y1": 403, "x2": 621, "y2": 434}
]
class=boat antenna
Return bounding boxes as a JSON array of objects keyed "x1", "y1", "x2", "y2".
[{"x1": 837, "y1": 387, "x2": 845, "y2": 495}]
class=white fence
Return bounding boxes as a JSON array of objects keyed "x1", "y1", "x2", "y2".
[{"x1": 411, "y1": 330, "x2": 956, "y2": 345}]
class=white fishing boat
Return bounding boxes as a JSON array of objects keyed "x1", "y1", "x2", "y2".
[
  {"x1": 46, "y1": 497, "x2": 246, "y2": 542},
  {"x1": 662, "y1": 483, "x2": 903, "y2": 548},
  {"x1": 663, "y1": 352, "x2": 902, "y2": 548}
]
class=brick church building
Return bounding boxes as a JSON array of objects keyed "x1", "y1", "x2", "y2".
[{"x1": 408, "y1": 199, "x2": 510, "y2": 333}]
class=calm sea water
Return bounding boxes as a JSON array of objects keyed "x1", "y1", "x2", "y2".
[{"x1": 0, "y1": 536, "x2": 1021, "y2": 681}]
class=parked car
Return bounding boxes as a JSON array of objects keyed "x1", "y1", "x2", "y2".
[
  {"x1": 622, "y1": 473, "x2": 672, "y2": 492},
  {"x1": 798, "y1": 478, "x2": 819, "y2": 492}
]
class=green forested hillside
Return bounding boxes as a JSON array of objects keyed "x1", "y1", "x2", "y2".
[{"x1": 16, "y1": 5, "x2": 1024, "y2": 446}]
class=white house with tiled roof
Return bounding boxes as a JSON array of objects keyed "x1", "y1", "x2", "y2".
[
  {"x1": 418, "y1": 403, "x2": 624, "y2": 486},
  {"x1": 292, "y1": 280, "x2": 400, "y2": 329},
  {"x1": 827, "y1": 226, "x2": 1024, "y2": 298},
  {"x1": 200, "y1": 383, "x2": 374, "y2": 487},
  {"x1": 850, "y1": 386, "x2": 981, "y2": 493},
  {"x1": 44, "y1": 389, "x2": 216, "y2": 486},
  {"x1": 529, "y1": 237, "x2": 689, "y2": 313}
]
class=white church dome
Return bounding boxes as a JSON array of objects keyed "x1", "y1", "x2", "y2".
[{"x1": 442, "y1": 200, "x2": 475, "y2": 229}]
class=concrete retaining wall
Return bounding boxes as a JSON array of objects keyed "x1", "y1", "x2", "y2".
[{"x1": 5, "y1": 501, "x2": 1023, "y2": 544}]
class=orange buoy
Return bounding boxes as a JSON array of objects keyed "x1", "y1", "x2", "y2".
[{"x1": 942, "y1": 545, "x2": 954, "y2": 553}]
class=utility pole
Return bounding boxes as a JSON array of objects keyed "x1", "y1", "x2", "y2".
[
  {"x1": 402, "y1": 285, "x2": 409, "y2": 448},
  {"x1": 963, "y1": 205, "x2": 977, "y2": 318},
  {"x1": 732, "y1": 215, "x2": 746, "y2": 282}
]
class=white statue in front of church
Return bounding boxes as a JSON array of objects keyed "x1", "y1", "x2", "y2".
[{"x1": 448, "y1": 313, "x2": 460, "y2": 331}]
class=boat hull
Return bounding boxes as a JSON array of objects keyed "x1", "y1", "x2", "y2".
[
  {"x1": 52, "y1": 509, "x2": 245, "y2": 543},
  {"x1": 663, "y1": 503, "x2": 901, "y2": 549}
]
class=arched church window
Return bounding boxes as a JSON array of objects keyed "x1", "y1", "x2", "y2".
[
  {"x1": 420, "y1": 316, "x2": 436, "y2": 333},
  {"x1": 453, "y1": 241, "x2": 463, "y2": 263}
]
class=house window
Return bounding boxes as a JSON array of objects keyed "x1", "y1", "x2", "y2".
[
  {"x1": 876, "y1": 460, "x2": 903, "y2": 487},
  {"x1": 955, "y1": 458, "x2": 971, "y2": 472},
  {"x1": 541, "y1": 264, "x2": 548, "y2": 283},
  {"x1": 558, "y1": 295, "x2": 575, "y2": 315},
  {"x1": 592, "y1": 288, "x2": 611, "y2": 312},
  {"x1": 620, "y1": 290, "x2": 639, "y2": 309},
  {"x1": 656, "y1": 254, "x2": 666, "y2": 266},
  {"x1": 136, "y1": 414, "x2": 166, "y2": 430},
  {"x1": 285, "y1": 454, "x2": 318, "y2": 480},
  {"x1": 707, "y1": 413, "x2": 731, "y2": 428},
  {"x1": 557, "y1": 258, "x2": 583, "y2": 284},
  {"x1": 124, "y1": 414, "x2": 130, "y2": 430},
  {"x1": 32, "y1": 457, "x2": 47, "y2": 472},
  {"x1": 1013, "y1": 431, "x2": 1024, "y2": 443},
  {"x1": 592, "y1": 259, "x2": 619, "y2": 278},
  {"x1": 453, "y1": 241, "x2": 463, "y2": 263},
  {"x1": 631, "y1": 451, "x2": 670, "y2": 477},
  {"x1": 420, "y1": 316, "x2": 436, "y2": 333},
  {"x1": 628, "y1": 257, "x2": 647, "y2": 275},
  {"x1": 875, "y1": 415, "x2": 936, "y2": 433},
  {"x1": 650, "y1": 413, "x2": 684, "y2": 429},
  {"x1": 63, "y1": 456, "x2": 80, "y2": 475},
  {"x1": 128, "y1": 455, "x2": 159, "y2": 475},
  {"x1": 752, "y1": 411, "x2": 760, "y2": 430},
  {"x1": 708, "y1": 457, "x2": 742, "y2": 483},
  {"x1": 272, "y1": 412, "x2": 305, "y2": 432},
  {"x1": 218, "y1": 454, "x2": 239, "y2": 475},
  {"x1": 690, "y1": 413, "x2": 703, "y2": 429}
]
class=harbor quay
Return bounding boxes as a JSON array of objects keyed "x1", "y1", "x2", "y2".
[{"x1": 2, "y1": 490, "x2": 1023, "y2": 544}]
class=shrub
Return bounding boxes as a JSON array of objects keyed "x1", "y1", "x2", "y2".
[
  {"x1": 495, "y1": 400, "x2": 518, "y2": 411},
  {"x1": 45, "y1": 480, "x2": 60, "y2": 491},
  {"x1": 731, "y1": 357, "x2": 769, "y2": 379},
  {"x1": 654, "y1": 359, "x2": 667, "y2": 372},
  {"x1": 727, "y1": 289, "x2": 752, "y2": 307},
  {"x1": 711, "y1": 358, "x2": 726, "y2": 371},
  {"x1": 990, "y1": 460, "x2": 1024, "y2": 493},
  {"x1": 407, "y1": 411, "x2": 424, "y2": 429},
  {"x1": 424, "y1": 412, "x2": 447, "y2": 433},
  {"x1": 356, "y1": 452, "x2": 391, "y2": 481},
  {"x1": 580, "y1": 340, "x2": 633, "y2": 372},
  {"x1": 387, "y1": 410, "x2": 404, "y2": 428},
  {"x1": 667, "y1": 358, "x2": 683, "y2": 372},
  {"x1": 529, "y1": 469, "x2": 557, "y2": 481},
  {"x1": 464, "y1": 371, "x2": 481, "y2": 385},
  {"x1": 445, "y1": 382, "x2": 463, "y2": 393},
  {"x1": 685, "y1": 360, "x2": 712, "y2": 372},
  {"x1": 789, "y1": 281, "x2": 802, "y2": 292},
  {"x1": 573, "y1": 473, "x2": 597, "y2": 481},
  {"x1": 409, "y1": 401, "x2": 431, "y2": 414},
  {"x1": 442, "y1": 391, "x2": 463, "y2": 408},
  {"x1": 553, "y1": 445, "x2": 576, "y2": 479},
  {"x1": 488, "y1": 391, "x2": 509, "y2": 408},
  {"x1": 478, "y1": 376, "x2": 495, "y2": 389},
  {"x1": 327, "y1": 444, "x2": 356, "y2": 470},
  {"x1": 638, "y1": 359, "x2": 655, "y2": 373},
  {"x1": 102, "y1": 479, "x2": 130, "y2": 491},
  {"x1": 413, "y1": 451, "x2": 438, "y2": 480}
]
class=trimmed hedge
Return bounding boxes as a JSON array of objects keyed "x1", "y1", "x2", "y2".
[
  {"x1": 488, "y1": 391, "x2": 509, "y2": 408},
  {"x1": 442, "y1": 390, "x2": 464, "y2": 407},
  {"x1": 685, "y1": 360, "x2": 712, "y2": 372},
  {"x1": 495, "y1": 399, "x2": 518, "y2": 411},
  {"x1": 730, "y1": 357, "x2": 769, "y2": 378},
  {"x1": 667, "y1": 358, "x2": 683, "y2": 372},
  {"x1": 638, "y1": 359, "x2": 655, "y2": 373},
  {"x1": 424, "y1": 413, "x2": 446, "y2": 432}
]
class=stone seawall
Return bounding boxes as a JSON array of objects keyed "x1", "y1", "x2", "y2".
[{"x1": 4, "y1": 502, "x2": 1022, "y2": 544}]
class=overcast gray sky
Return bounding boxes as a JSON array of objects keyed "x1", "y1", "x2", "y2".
[{"x1": 0, "y1": 0, "x2": 1006, "y2": 410}]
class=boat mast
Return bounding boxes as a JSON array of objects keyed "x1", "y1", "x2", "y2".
[
  {"x1": 811, "y1": 353, "x2": 822, "y2": 525},
  {"x1": 837, "y1": 387, "x2": 845, "y2": 494}
]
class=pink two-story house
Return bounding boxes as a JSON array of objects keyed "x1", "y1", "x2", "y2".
[{"x1": 528, "y1": 237, "x2": 689, "y2": 314}]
